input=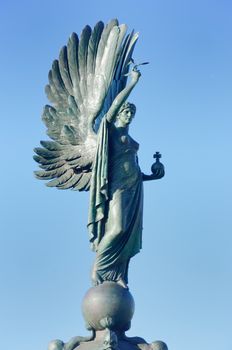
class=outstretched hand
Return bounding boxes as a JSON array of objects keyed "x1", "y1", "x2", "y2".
[
  {"x1": 142, "y1": 163, "x2": 165, "y2": 182},
  {"x1": 131, "y1": 68, "x2": 141, "y2": 83}
]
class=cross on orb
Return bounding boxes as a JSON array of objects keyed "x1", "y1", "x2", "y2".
[{"x1": 153, "y1": 152, "x2": 161, "y2": 162}]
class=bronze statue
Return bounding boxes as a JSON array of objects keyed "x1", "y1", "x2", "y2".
[{"x1": 34, "y1": 19, "x2": 166, "y2": 350}]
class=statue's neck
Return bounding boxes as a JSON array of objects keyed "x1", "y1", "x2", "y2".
[{"x1": 115, "y1": 125, "x2": 129, "y2": 134}]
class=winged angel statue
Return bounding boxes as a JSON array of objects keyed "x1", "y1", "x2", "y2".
[{"x1": 34, "y1": 19, "x2": 165, "y2": 289}]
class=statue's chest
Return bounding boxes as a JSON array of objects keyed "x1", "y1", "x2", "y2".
[{"x1": 110, "y1": 130, "x2": 139, "y2": 155}]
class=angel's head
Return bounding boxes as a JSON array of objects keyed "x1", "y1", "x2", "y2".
[{"x1": 116, "y1": 102, "x2": 136, "y2": 127}]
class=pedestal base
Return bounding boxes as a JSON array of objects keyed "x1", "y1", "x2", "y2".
[
  {"x1": 48, "y1": 282, "x2": 168, "y2": 350},
  {"x1": 48, "y1": 330, "x2": 168, "y2": 350}
]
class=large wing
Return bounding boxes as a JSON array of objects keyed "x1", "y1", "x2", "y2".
[
  {"x1": 34, "y1": 19, "x2": 138, "y2": 191},
  {"x1": 94, "y1": 29, "x2": 139, "y2": 131}
]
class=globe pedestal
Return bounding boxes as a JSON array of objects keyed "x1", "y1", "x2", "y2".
[
  {"x1": 82, "y1": 282, "x2": 134, "y2": 332},
  {"x1": 48, "y1": 282, "x2": 168, "y2": 350}
]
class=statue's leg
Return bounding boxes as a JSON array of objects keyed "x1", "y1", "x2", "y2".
[
  {"x1": 91, "y1": 191, "x2": 126, "y2": 285},
  {"x1": 92, "y1": 186, "x2": 141, "y2": 287}
]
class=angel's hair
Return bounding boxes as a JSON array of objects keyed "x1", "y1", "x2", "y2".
[{"x1": 117, "y1": 102, "x2": 136, "y2": 116}]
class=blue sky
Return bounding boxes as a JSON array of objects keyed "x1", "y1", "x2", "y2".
[{"x1": 0, "y1": 1, "x2": 232, "y2": 349}]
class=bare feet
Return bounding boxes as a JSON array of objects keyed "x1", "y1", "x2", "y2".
[
  {"x1": 117, "y1": 278, "x2": 128, "y2": 289},
  {"x1": 91, "y1": 268, "x2": 103, "y2": 286}
]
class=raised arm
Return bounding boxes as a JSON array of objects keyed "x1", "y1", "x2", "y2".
[{"x1": 106, "y1": 69, "x2": 141, "y2": 123}]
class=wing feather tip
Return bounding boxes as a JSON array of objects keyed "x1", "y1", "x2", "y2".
[
  {"x1": 70, "y1": 32, "x2": 78, "y2": 40},
  {"x1": 34, "y1": 171, "x2": 46, "y2": 180},
  {"x1": 46, "y1": 182, "x2": 56, "y2": 188}
]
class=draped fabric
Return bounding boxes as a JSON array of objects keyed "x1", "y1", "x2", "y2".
[
  {"x1": 88, "y1": 117, "x2": 109, "y2": 251},
  {"x1": 88, "y1": 118, "x2": 143, "y2": 283}
]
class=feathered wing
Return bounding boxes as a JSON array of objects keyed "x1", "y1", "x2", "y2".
[{"x1": 34, "y1": 19, "x2": 138, "y2": 191}]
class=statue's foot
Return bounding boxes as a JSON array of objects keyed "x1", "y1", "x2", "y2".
[
  {"x1": 117, "y1": 278, "x2": 128, "y2": 289},
  {"x1": 91, "y1": 269, "x2": 103, "y2": 286}
]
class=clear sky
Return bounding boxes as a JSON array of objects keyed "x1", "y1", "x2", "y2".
[{"x1": 0, "y1": 1, "x2": 231, "y2": 349}]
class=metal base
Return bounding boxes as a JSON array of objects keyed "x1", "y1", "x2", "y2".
[{"x1": 48, "y1": 282, "x2": 168, "y2": 350}]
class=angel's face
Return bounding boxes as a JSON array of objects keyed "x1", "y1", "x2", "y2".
[{"x1": 117, "y1": 107, "x2": 136, "y2": 127}]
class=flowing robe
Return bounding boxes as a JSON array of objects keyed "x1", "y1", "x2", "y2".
[{"x1": 88, "y1": 118, "x2": 143, "y2": 283}]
